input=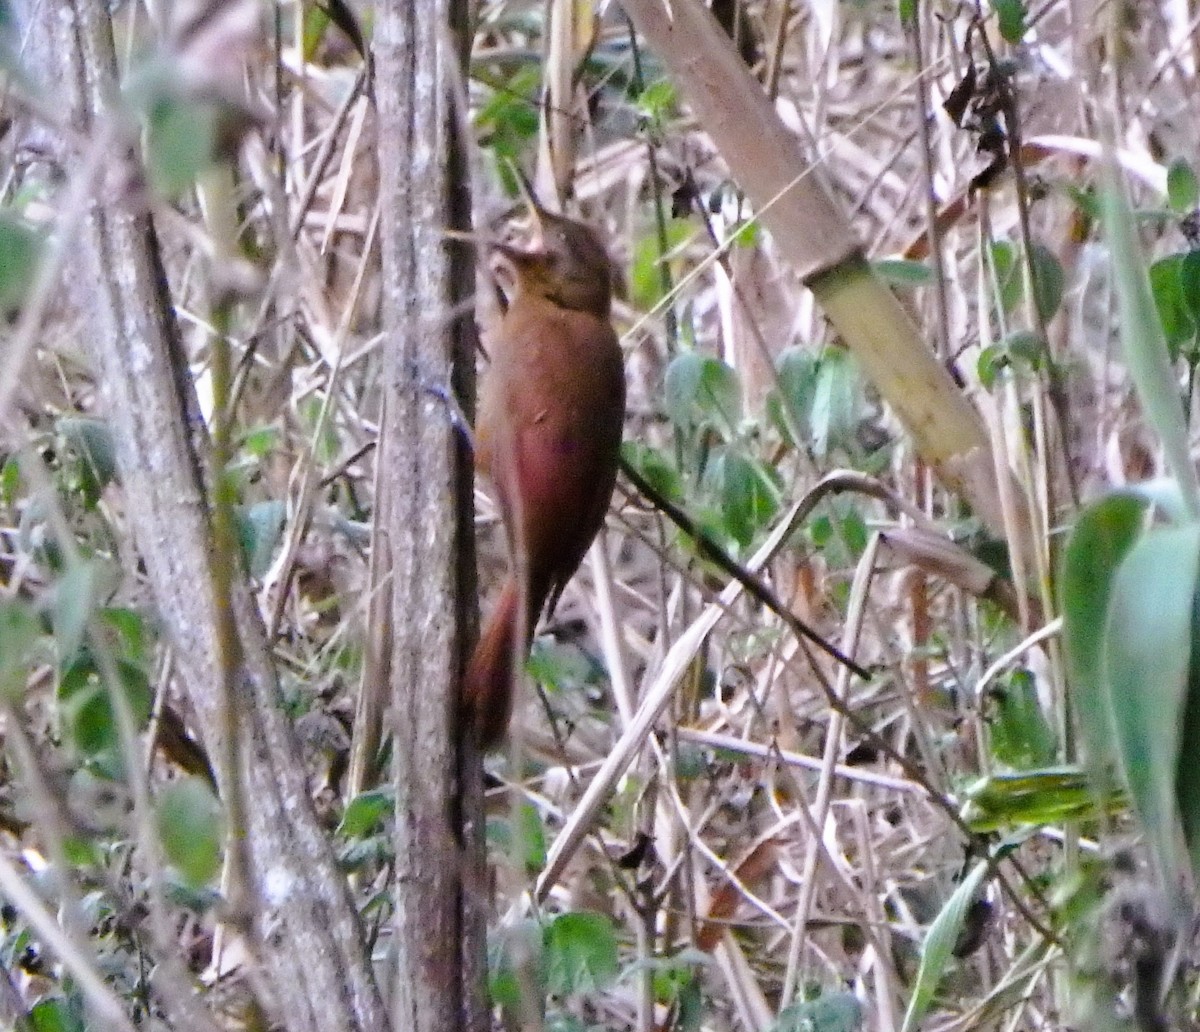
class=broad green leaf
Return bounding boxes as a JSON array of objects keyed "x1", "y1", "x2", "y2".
[
  {"x1": 57, "y1": 417, "x2": 117, "y2": 500},
  {"x1": 58, "y1": 655, "x2": 152, "y2": 758},
  {"x1": 240, "y1": 424, "x2": 279, "y2": 460},
  {"x1": 900, "y1": 860, "x2": 989, "y2": 1032},
  {"x1": 1179, "y1": 250, "x2": 1200, "y2": 334},
  {"x1": 731, "y1": 219, "x2": 762, "y2": 248},
  {"x1": 338, "y1": 788, "x2": 392, "y2": 838},
  {"x1": 987, "y1": 668, "x2": 1057, "y2": 769},
  {"x1": 1060, "y1": 492, "x2": 1148, "y2": 775},
  {"x1": 664, "y1": 351, "x2": 705, "y2": 428},
  {"x1": 960, "y1": 767, "x2": 1122, "y2": 832},
  {"x1": 1180, "y1": 584, "x2": 1200, "y2": 883},
  {"x1": 1102, "y1": 175, "x2": 1200, "y2": 515},
  {"x1": 809, "y1": 501, "x2": 868, "y2": 566},
  {"x1": 871, "y1": 258, "x2": 933, "y2": 287},
  {"x1": 1, "y1": 453, "x2": 19, "y2": 504},
  {"x1": 697, "y1": 355, "x2": 741, "y2": 432},
  {"x1": 770, "y1": 346, "x2": 820, "y2": 445},
  {"x1": 774, "y1": 992, "x2": 863, "y2": 1032},
  {"x1": 298, "y1": 396, "x2": 341, "y2": 466},
  {"x1": 145, "y1": 94, "x2": 220, "y2": 197},
  {"x1": 621, "y1": 441, "x2": 683, "y2": 502},
  {"x1": 53, "y1": 561, "x2": 97, "y2": 667},
  {"x1": 977, "y1": 330, "x2": 1048, "y2": 388},
  {"x1": 810, "y1": 348, "x2": 859, "y2": 457},
  {"x1": 1148, "y1": 255, "x2": 1194, "y2": 354},
  {"x1": 1167, "y1": 158, "x2": 1199, "y2": 213},
  {"x1": 664, "y1": 353, "x2": 740, "y2": 434},
  {"x1": 630, "y1": 218, "x2": 691, "y2": 309},
  {"x1": 0, "y1": 211, "x2": 42, "y2": 315},
  {"x1": 1028, "y1": 243, "x2": 1065, "y2": 323},
  {"x1": 157, "y1": 777, "x2": 223, "y2": 887},
  {"x1": 990, "y1": 240, "x2": 1021, "y2": 315},
  {"x1": 544, "y1": 911, "x2": 618, "y2": 995},
  {"x1": 489, "y1": 918, "x2": 545, "y2": 1011},
  {"x1": 718, "y1": 451, "x2": 778, "y2": 547},
  {"x1": 235, "y1": 499, "x2": 286, "y2": 578},
  {"x1": 526, "y1": 637, "x2": 599, "y2": 694},
  {"x1": 30, "y1": 997, "x2": 85, "y2": 1032},
  {"x1": 636, "y1": 79, "x2": 677, "y2": 119},
  {"x1": 0, "y1": 599, "x2": 39, "y2": 701},
  {"x1": 992, "y1": 0, "x2": 1027, "y2": 43},
  {"x1": 512, "y1": 800, "x2": 547, "y2": 874},
  {"x1": 1103, "y1": 523, "x2": 1200, "y2": 886},
  {"x1": 475, "y1": 68, "x2": 540, "y2": 186},
  {"x1": 95, "y1": 607, "x2": 149, "y2": 668}
]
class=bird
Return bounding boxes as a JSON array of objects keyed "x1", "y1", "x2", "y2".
[{"x1": 463, "y1": 199, "x2": 626, "y2": 752}]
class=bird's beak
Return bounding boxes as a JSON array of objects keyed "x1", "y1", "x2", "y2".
[{"x1": 511, "y1": 167, "x2": 548, "y2": 249}]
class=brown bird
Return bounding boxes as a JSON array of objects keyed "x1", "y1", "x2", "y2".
[{"x1": 463, "y1": 202, "x2": 626, "y2": 751}]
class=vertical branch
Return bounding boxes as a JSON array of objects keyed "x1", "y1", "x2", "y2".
[
  {"x1": 49, "y1": 0, "x2": 389, "y2": 1029},
  {"x1": 373, "y1": 0, "x2": 478, "y2": 1028}
]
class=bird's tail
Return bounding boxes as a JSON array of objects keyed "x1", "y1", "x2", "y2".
[{"x1": 463, "y1": 578, "x2": 523, "y2": 751}]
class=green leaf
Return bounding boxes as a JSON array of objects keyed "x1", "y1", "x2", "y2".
[
  {"x1": 1102, "y1": 175, "x2": 1200, "y2": 514},
  {"x1": 0, "y1": 210, "x2": 42, "y2": 315},
  {"x1": 871, "y1": 258, "x2": 934, "y2": 287},
  {"x1": 664, "y1": 352, "x2": 706, "y2": 427},
  {"x1": 1179, "y1": 250, "x2": 1200, "y2": 334},
  {"x1": 718, "y1": 451, "x2": 779, "y2": 547},
  {"x1": 1103, "y1": 523, "x2": 1200, "y2": 886},
  {"x1": 338, "y1": 787, "x2": 392, "y2": 838},
  {"x1": 475, "y1": 66, "x2": 540, "y2": 179},
  {"x1": 240, "y1": 424, "x2": 280, "y2": 460},
  {"x1": 0, "y1": 599, "x2": 39, "y2": 701},
  {"x1": 959, "y1": 767, "x2": 1120, "y2": 832},
  {"x1": 145, "y1": 93, "x2": 220, "y2": 197},
  {"x1": 774, "y1": 992, "x2": 863, "y2": 1032},
  {"x1": 621, "y1": 441, "x2": 682, "y2": 502},
  {"x1": 663, "y1": 352, "x2": 740, "y2": 434},
  {"x1": 990, "y1": 240, "x2": 1022, "y2": 315},
  {"x1": 298, "y1": 396, "x2": 341, "y2": 466},
  {"x1": 1167, "y1": 158, "x2": 1199, "y2": 213},
  {"x1": 630, "y1": 218, "x2": 691, "y2": 310},
  {"x1": 58, "y1": 655, "x2": 153, "y2": 758},
  {"x1": 527, "y1": 638, "x2": 599, "y2": 694},
  {"x1": 1, "y1": 453, "x2": 19, "y2": 505},
  {"x1": 489, "y1": 918, "x2": 545, "y2": 1011},
  {"x1": 1179, "y1": 585, "x2": 1200, "y2": 883},
  {"x1": 512, "y1": 801, "x2": 547, "y2": 874},
  {"x1": 544, "y1": 911, "x2": 619, "y2": 995},
  {"x1": 810, "y1": 348, "x2": 859, "y2": 457},
  {"x1": 53, "y1": 561, "x2": 97, "y2": 667},
  {"x1": 1065, "y1": 184, "x2": 1102, "y2": 221},
  {"x1": 1028, "y1": 242, "x2": 1065, "y2": 323},
  {"x1": 978, "y1": 330, "x2": 1048, "y2": 388},
  {"x1": 157, "y1": 777, "x2": 223, "y2": 887},
  {"x1": 1148, "y1": 255, "x2": 1194, "y2": 355},
  {"x1": 1060, "y1": 493, "x2": 1148, "y2": 776},
  {"x1": 57, "y1": 417, "x2": 117, "y2": 495},
  {"x1": 770, "y1": 346, "x2": 820, "y2": 445},
  {"x1": 96, "y1": 607, "x2": 149, "y2": 668},
  {"x1": 30, "y1": 997, "x2": 85, "y2": 1032},
  {"x1": 636, "y1": 79, "x2": 677, "y2": 119},
  {"x1": 900, "y1": 860, "x2": 989, "y2": 1032},
  {"x1": 987, "y1": 668, "x2": 1057, "y2": 769},
  {"x1": 696, "y1": 356, "x2": 740, "y2": 430},
  {"x1": 235, "y1": 499, "x2": 286, "y2": 578},
  {"x1": 992, "y1": 0, "x2": 1027, "y2": 43}
]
